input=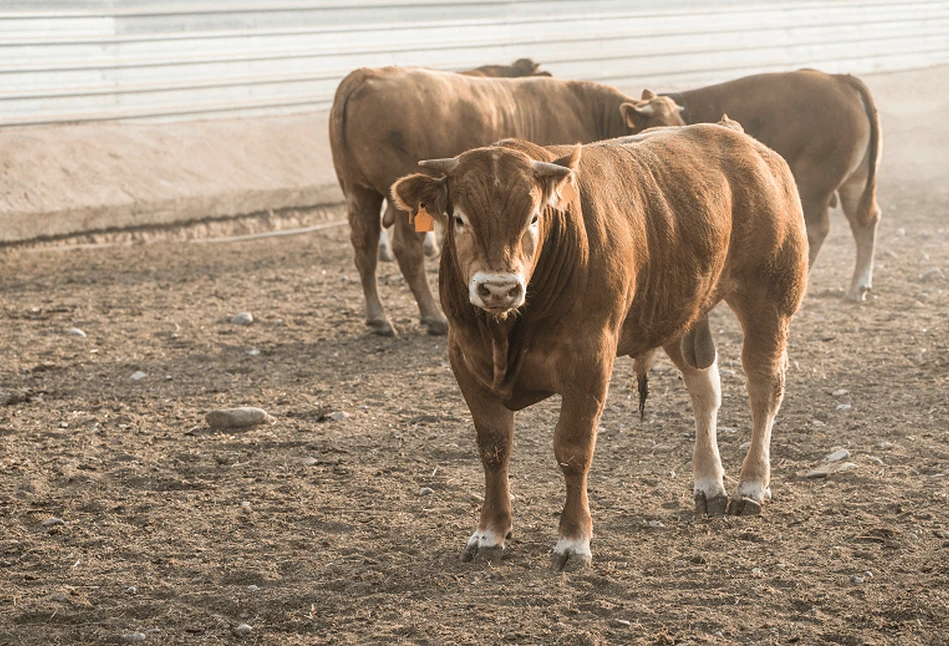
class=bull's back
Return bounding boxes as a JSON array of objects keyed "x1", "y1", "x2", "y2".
[{"x1": 332, "y1": 68, "x2": 615, "y2": 193}]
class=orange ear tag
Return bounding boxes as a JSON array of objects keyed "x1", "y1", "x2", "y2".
[
  {"x1": 560, "y1": 180, "x2": 578, "y2": 203},
  {"x1": 414, "y1": 205, "x2": 435, "y2": 232}
]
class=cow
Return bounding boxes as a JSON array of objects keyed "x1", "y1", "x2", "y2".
[
  {"x1": 391, "y1": 123, "x2": 809, "y2": 570},
  {"x1": 329, "y1": 67, "x2": 644, "y2": 336},
  {"x1": 377, "y1": 59, "x2": 554, "y2": 264},
  {"x1": 626, "y1": 70, "x2": 882, "y2": 301}
]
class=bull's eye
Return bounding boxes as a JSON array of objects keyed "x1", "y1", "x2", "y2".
[
  {"x1": 530, "y1": 215, "x2": 539, "y2": 226},
  {"x1": 453, "y1": 216, "x2": 464, "y2": 229}
]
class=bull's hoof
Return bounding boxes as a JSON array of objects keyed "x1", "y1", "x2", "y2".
[
  {"x1": 845, "y1": 284, "x2": 870, "y2": 302},
  {"x1": 726, "y1": 496, "x2": 762, "y2": 516},
  {"x1": 551, "y1": 549, "x2": 591, "y2": 572},
  {"x1": 694, "y1": 491, "x2": 728, "y2": 517},
  {"x1": 423, "y1": 317, "x2": 449, "y2": 336},
  {"x1": 461, "y1": 532, "x2": 505, "y2": 563},
  {"x1": 367, "y1": 318, "x2": 396, "y2": 337}
]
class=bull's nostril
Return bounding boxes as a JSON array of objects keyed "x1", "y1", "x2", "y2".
[
  {"x1": 508, "y1": 285, "x2": 521, "y2": 299},
  {"x1": 478, "y1": 283, "x2": 492, "y2": 299}
]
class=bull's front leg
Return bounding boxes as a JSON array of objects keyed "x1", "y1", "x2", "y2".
[
  {"x1": 450, "y1": 345, "x2": 515, "y2": 562},
  {"x1": 551, "y1": 372, "x2": 610, "y2": 571}
]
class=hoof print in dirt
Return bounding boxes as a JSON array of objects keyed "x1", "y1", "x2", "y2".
[
  {"x1": 694, "y1": 492, "x2": 728, "y2": 517},
  {"x1": 727, "y1": 497, "x2": 762, "y2": 516}
]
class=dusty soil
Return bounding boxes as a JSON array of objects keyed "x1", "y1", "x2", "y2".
[{"x1": 2, "y1": 66, "x2": 949, "y2": 645}]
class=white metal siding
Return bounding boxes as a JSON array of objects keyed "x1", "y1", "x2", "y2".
[{"x1": 1, "y1": 0, "x2": 947, "y2": 126}]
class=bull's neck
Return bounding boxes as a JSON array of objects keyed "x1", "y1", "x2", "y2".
[{"x1": 574, "y1": 81, "x2": 634, "y2": 139}]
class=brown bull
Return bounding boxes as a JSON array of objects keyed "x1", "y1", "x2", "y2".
[
  {"x1": 329, "y1": 67, "x2": 642, "y2": 336},
  {"x1": 625, "y1": 69, "x2": 882, "y2": 301},
  {"x1": 392, "y1": 123, "x2": 809, "y2": 570}
]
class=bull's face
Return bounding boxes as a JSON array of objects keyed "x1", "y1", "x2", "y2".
[
  {"x1": 620, "y1": 89, "x2": 686, "y2": 133},
  {"x1": 392, "y1": 144, "x2": 580, "y2": 316}
]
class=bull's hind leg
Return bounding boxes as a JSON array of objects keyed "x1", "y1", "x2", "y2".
[
  {"x1": 663, "y1": 318, "x2": 728, "y2": 517},
  {"x1": 346, "y1": 186, "x2": 394, "y2": 336},
  {"x1": 726, "y1": 297, "x2": 793, "y2": 516},
  {"x1": 838, "y1": 171, "x2": 881, "y2": 302},
  {"x1": 450, "y1": 345, "x2": 515, "y2": 562},
  {"x1": 801, "y1": 194, "x2": 832, "y2": 268},
  {"x1": 391, "y1": 212, "x2": 448, "y2": 335}
]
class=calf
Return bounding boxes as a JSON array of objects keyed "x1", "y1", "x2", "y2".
[
  {"x1": 630, "y1": 70, "x2": 882, "y2": 301},
  {"x1": 392, "y1": 123, "x2": 808, "y2": 570},
  {"x1": 329, "y1": 67, "x2": 640, "y2": 336}
]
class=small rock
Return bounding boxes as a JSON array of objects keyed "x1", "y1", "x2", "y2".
[
  {"x1": 126, "y1": 586, "x2": 137, "y2": 594},
  {"x1": 806, "y1": 461, "x2": 857, "y2": 479},
  {"x1": 205, "y1": 407, "x2": 272, "y2": 429},
  {"x1": 247, "y1": 585, "x2": 259, "y2": 591},
  {"x1": 122, "y1": 633, "x2": 147, "y2": 642},
  {"x1": 720, "y1": 369, "x2": 736, "y2": 376},
  {"x1": 851, "y1": 575, "x2": 865, "y2": 585},
  {"x1": 831, "y1": 388, "x2": 848, "y2": 397},
  {"x1": 67, "y1": 328, "x2": 87, "y2": 337},
  {"x1": 806, "y1": 466, "x2": 831, "y2": 479},
  {"x1": 862, "y1": 570, "x2": 874, "y2": 579},
  {"x1": 868, "y1": 456, "x2": 884, "y2": 466},
  {"x1": 42, "y1": 517, "x2": 65, "y2": 527},
  {"x1": 234, "y1": 623, "x2": 253, "y2": 636},
  {"x1": 921, "y1": 268, "x2": 944, "y2": 283},
  {"x1": 419, "y1": 487, "x2": 435, "y2": 496},
  {"x1": 230, "y1": 312, "x2": 254, "y2": 325},
  {"x1": 301, "y1": 457, "x2": 318, "y2": 466},
  {"x1": 130, "y1": 371, "x2": 147, "y2": 381},
  {"x1": 739, "y1": 441, "x2": 751, "y2": 450},
  {"x1": 877, "y1": 441, "x2": 894, "y2": 450},
  {"x1": 647, "y1": 520, "x2": 665, "y2": 528},
  {"x1": 751, "y1": 567, "x2": 763, "y2": 576},
  {"x1": 240, "y1": 501, "x2": 251, "y2": 509},
  {"x1": 896, "y1": 227, "x2": 906, "y2": 236},
  {"x1": 328, "y1": 411, "x2": 349, "y2": 422},
  {"x1": 836, "y1": 403, "x2": 852, "y2": 411},
  {"x1": 615, "y1": 619, "x2": 631, "y2": 627},
  {"x1": 247, "y1": 348, "x2": 260, "y2": 356},
  {"x1": 825, "y1": 449, "x2": 851, "y2": 463},
  {"x1": 811, "y1": 419, "x2": 826, "y2": 428}
]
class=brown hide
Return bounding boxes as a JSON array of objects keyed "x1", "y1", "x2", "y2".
[
  {"x1": 656, "y1": 70, "x2": 882, "y2": 301},
  {"x1": 329, "y1": 66, "x2": 636, "y2": 335},
  {"x1": 392, "y1": 124, "x2": 808, "y2": 568},
  {"x1": 461, "y1": 58, "x2": 552, "y2": 77}
]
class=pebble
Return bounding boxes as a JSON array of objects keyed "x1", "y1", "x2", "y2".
[
  {"x1": 921, "y1": 268, "x2": 944, "y2": 283},
  {"x1": 67, "y1": 328, "x2": 87, "y2": 337},
  {"x1": 836, "y1": 403, "x2": 852, "y2": 411},
  {"x1": 230, "y1": 312, "x2": 254, "y2": 325},
  {"x1": 234, "y1": 623, "x2": 253, "y2": 636},
  {"x1": 301, "y1": 457, "x2": 318, "y2": 466},
  {"x1": 738, "y1": 441, "x2": 751, "y2": 451},
  {"x1": 328, "y1": 411, "x2": 349, "y2": 422},
  {"x1": 130, "y1": 371, "x2": 147, "y2": 381},
  {"x1": 247, "y1": 348, "x2": 260, "y2": 356},
  {"x1": 615, "y1": 619, "x2": 631, "y2": 627},
  {"x1": 825, "y1": 449, "x2": 851, "y2": 463},
  {"x1": 805, "y1": 462, "x2": 858, "y2": 479},
  {"x1": 121, "y1": 633, "x2": 147, "y2": 642},
  {"x1": 126, "y1": 586, "x2": 137, "y2": 594},
  {"x1": 240, "y1": 501, "x2": 251, "y2": 510},
  {"x1": 868, "y1": 456, "x2": 884, "y2": 466},
  {"x1": 811, "y1": 420, "x2": 826, "y2": 428},
  {"x1": 647, "y1": 520, "x2": 665, "y2": 528},
  {"x1": 877, "y1": 441, "x2": 894, "y2": 450},
  {"x1": 247, "y1": 585, "x2": 259, "y2": 591},
  {"x1": 851, "y1": 575, "x2": 865, "y2": 585},
  {"x1": 42, "y1": 517, "x2": 65, "y2": 527},
  {"x1": 895, "y1": 227, "x2": 906, "y2": 236},
  {"x1": 831, "y1": 388, "x2": 849, "y2": 397},
  {"x1": 205, "y1": 407, "x2": 272, "y2": 429},
  {"x1": 419, "y1": 487, "x2": 435, "y2": 496}
]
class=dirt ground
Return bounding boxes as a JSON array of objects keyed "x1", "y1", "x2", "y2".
[{"x1": 2, "y1": 66, "x2": 949, "y2": 645}]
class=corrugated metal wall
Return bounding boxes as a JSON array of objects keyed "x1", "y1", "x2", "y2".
[{"x1": 2, "y1": 0, "x2": 948, "y2": 126}]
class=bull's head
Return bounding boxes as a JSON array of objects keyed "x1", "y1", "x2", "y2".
[
  {"x1": 620, "y1": 89, "x2": 686, "y2": 133},
  {"x1": 391, "y1": 143, "x2": 580, "y2": 316}
]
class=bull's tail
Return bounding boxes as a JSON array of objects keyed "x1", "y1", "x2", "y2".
[
  {"x1": 633, "y1": 350, "x2": 657, "y2": 421},
  {"x1": 839, "y1": 74, "x2": 882, "y2": 228},
  {"x1": 329, "y1": 69, "x2": 372, "y2": 191}
]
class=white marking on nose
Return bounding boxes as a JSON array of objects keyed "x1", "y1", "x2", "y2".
[{"x1": 469, "y1": 271, "x2": 526, "y2": 312}]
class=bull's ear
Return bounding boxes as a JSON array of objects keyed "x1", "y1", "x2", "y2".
[
  {"x1": 531, "y1": 144, "x2": 581, "y2": 210},
  {"x1": 641, "y1": 88, "x2": 657, "y2": 100},
  {"x1": 390, "y1": 173, "x2": 450, "y2": 225},
  {"x1": 619, "y1": 101, "x2": 655, "y2": 130}
]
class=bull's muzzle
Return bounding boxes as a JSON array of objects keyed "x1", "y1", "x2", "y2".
[{"x1": 470, "y1": 272, "x2": 526, "y2": 312}]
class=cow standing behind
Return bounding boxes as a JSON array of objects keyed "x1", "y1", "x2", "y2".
[
  {"x1": 377, "y1": 59, "x2": 553, "y2": 264},
  {"x1": 625, "y1": 69, "x2": 882, "y2": 301},
  {"x1": 392, "y1": 123, "x2": 808, "y2": 570},
  {"x1": 329, "y1": 67, "x2": 652, "y2": 336}
]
